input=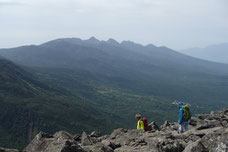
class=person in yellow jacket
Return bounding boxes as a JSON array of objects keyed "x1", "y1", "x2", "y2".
[{"x1": 135, "y1": 113, "x2": 144, "y2": 130}]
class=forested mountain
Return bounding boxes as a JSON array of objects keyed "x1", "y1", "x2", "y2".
[
  {"x1": 0, "y1": 58, "x2": 122, "y2": 149},
  {"x1": 180, "y1": 43, "x2": 228, "y2": 64},
  {"x1": 1, "y1": 38, "x2": 228, "y2": 149},
  {"x1": 1, "y1": 37, "x2": 228, "y2": 106}
]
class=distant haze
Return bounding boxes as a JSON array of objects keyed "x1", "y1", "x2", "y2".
[
  {"x1": 179, "y1": 43, "x2": 228, "y2": 64},
  {"x1": 0, "y1": 0, "x2": 227, "y2": 49}
]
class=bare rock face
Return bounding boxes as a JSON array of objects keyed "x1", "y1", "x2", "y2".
[
  {"x1": 148, "y1": 121, "x2": 160, "y2": 131},
  {"x1": 82, "y1": 143, "x2": 114, "y2": 152},
  {"x1": 183, "y1": 139, "x2": 207, "y2": 152},
  {"x1": 90, "y1": 131, "x2": 101, "y2": 138},
  {"x1": 81, "y1": 132, "x2": 93, "y2": 146},
  {"x1": 162, "y1": 120, "x2": 170, "y2": 127},
  {"x1": 200, "y1": 128, "x2": 228, "y2": 151},
  {"x1": 24, "y1": 131, "x2": 85, "y2": 152},
  {"x1": 2, "y1": 107, "x2": 228, "y2": 152}
]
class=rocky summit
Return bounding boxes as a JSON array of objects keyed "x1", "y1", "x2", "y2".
[{"x1": 1, "y1": 108, "x2": 228, "y2": 152}]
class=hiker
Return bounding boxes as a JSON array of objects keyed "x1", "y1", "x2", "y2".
[
  {"x1": 178, "y1": 101, "x2": 191, "y2": 133},
  {"x1": 135, "y1": 113, "x2": 144, "y2": 130}
]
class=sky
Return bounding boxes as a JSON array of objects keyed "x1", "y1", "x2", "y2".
[{"x1": 0, "y1": 0, "x2": 227, "y2": 50}]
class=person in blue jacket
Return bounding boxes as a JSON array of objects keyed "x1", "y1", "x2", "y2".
[{"x1": 178, "y1": 101, "x2": 189, "y2": 133}]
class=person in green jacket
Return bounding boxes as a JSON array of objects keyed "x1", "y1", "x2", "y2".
[{"x1": 135, "y1": 113, "x2": 144, "y2": 130}]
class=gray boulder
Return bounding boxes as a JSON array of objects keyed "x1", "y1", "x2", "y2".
[
  {"x1": 24, "y1": 131, "x2": 85, "y2": 152},
  {"x1": 90, "y1": 131, "x2": 101, "y2": 138},
  {"x1": 73, "y1": 134, "x2": 81, "y2": 142},
  {"x1": 81, "y1": 132, "x2": 93, "y2": 146},
  {"x1": 201, "y1": 128, "x2": 228, "y2": 151},
  {"x1": 183, "y1": 140, "x2": 207, "y2": 152},
  {"x1": 83, "y1": 142, "x2": 114, "y2": 152},
  {"x1": 148, "y1": 121, "x2": 160, "y2": 131}
]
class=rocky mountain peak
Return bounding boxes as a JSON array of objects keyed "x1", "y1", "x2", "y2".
[
  {"x1": 107, "y1": 38, "x2": 120, "y2": 46},
  {"x1": 146, "y1": 44, "x2": 157, "y2": 49},
  {"x1": 85, "y1": 37, "x2": 101, "y2": 45},
  {"x1": 2, "y1": 107, "x2": 227, "y2": 152}
]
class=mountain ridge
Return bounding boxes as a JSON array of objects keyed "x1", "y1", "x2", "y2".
[
  {"x1": 180, "y1": 42, "x2": 228, "y2": 64},
  {"x1": 1, "y1": 37, "x2": 228, "y2": 108},
  {"x1": 2, "y1": 37, "x2": 228, "y2": 74}
]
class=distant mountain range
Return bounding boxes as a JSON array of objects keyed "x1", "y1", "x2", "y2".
[
  {"x1": 1, "y1": 37, "x2": 228, "y2": 74},
  {"x1": 1, "y1": 37, "x2": 228, "y2": 149},
  {"x1": 180, "y1": 43, "x2": 228, "y2": 64}
]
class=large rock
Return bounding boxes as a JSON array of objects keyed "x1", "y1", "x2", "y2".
[
  {"x1": 54, "y1": 131, "x2": 73, "y2": 140},
  {"x1": 81, "y1": 132, "x2": 93, "y2": 146},
  {"x1": 73, "y1": 134, "x2": 81, "y2": 142},
  {"x1": 101, "y1": 139, "x2": 121, "y2": 150},
  {"x1": 82, "y1": 143, "x2": 113, "y2": 152},
  {"x1": 24, "y1": 131, "x2": 85, "y2": 152},
  {"x1": 183, "y1": 140, "x2": 207, "y2": 152},
  {"x1": 148, "y1": 121, "x2": 160, "y2": 131},
  {"x1": 200, "y1": 128, "x2": 228, "y2": 151},
  {"x1": 90, "y1": 131, "x2": 101, "y2": 138}
]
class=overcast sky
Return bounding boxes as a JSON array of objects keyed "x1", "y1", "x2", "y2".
[{"x1": 0, "y1": 0, "x2": 227, "y2": 50}]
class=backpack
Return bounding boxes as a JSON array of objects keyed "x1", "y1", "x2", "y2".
[
  {"x1": 142, "y1": 118, "x2": 149, "y2": 131},
  {"x1": 182, "y1": 105, "x2": 191, "y2": 120}
]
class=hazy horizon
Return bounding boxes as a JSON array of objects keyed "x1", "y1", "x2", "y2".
[{"x1": 0, "y1": 0, "x2": 228, "y2": 50}]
